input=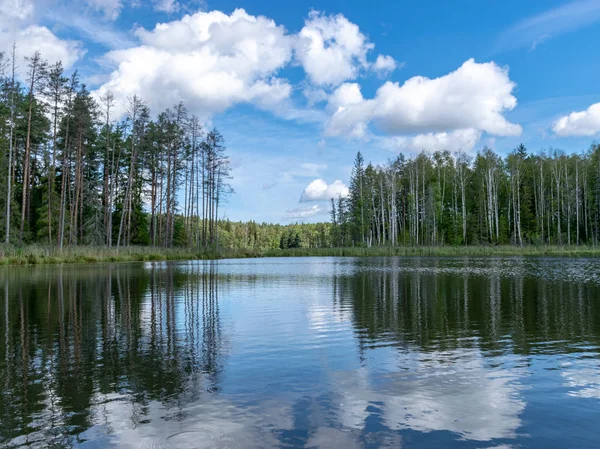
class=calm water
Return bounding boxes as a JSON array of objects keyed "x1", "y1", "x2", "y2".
[{"x1": 1, "y1": 257, "x2": 600, "y2": 449}]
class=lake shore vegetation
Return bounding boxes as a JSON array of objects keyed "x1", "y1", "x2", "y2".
[{"x1": 2, "y1": 243, "x2": 600, "y2": 266}]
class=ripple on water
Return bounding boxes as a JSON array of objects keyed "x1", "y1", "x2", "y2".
[
  {"x1": 164, "y1": 430, "x2": 219, "y2": 449},
  {"x1": 219, "y1": 381, "x2": 274, "y2": 398},
  {"x1": 160, "y1": 430, "x2": 249, "y2": 449}
]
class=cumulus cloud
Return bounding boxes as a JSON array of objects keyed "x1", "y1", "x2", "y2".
[
  {"x1": 95, "y1": 8, "x2": 294, "y2": 118},
  {"x1": 284, "y1": 204, "x2": 328, "y2": 220},
  {"x1": 552, "y1": 102, "x2": 600, "y2": 136},
  {"x1": 81, "y1": 7, "x2": 520, "y2": 150},
  {"x1": 325, "y1": 83, "x2": 367, "y2": 137},
  {"x1": 295, "y1": 11, "x2": 374, "y2": 86},
  {"x1": 301, "y1": 179, "x2": 349, "y2": 202},
  {"x1": 327, "y1": 82, "x2": 364, "y2": 111},
  {"x1": 373, "y1": 54, "x2": 397, "y2": 75},
  {"x1": 386, "y1": 128, "x2": 482, "y2": 153},
  {"x1": 326, "y1": 58, "x2": 521, "y2": 139},
  {"x1": 88, "y1": 6, "x2": 510, "y2": 147},
  {"x1": 0, "y1": 0, "x2": 85, "y2": 69},
  {"x1": 4, "y1": 25, "x2": 85, "y2": 68}
]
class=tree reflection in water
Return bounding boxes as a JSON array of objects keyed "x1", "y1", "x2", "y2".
[
  {"x1": 0, "y1": 262, "x2": 225, "y2": 448},
  {"x1": 1, "y1": 257, "x2": 600, "y2": 449}
]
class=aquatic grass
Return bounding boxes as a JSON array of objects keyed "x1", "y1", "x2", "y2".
[
  {"x1": 264, "y1": 245, "x2": 600, "y2": 258},
  {"x1": 1, "y1": 244, "x2": 600, "y2": 266},
  {"x1": 0, "y1": 245, "x2": 214, "y2": 266}
]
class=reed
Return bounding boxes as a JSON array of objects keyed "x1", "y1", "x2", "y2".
[
  {"x1": 1, "y1": 244, "x2": 599, "y2": 266},
  {"x1": 264, "y1": 245, "x2": 600, "y2": 258},
  {"x1": 0, "y1": 245, "x2": 263, "y2": 266}
]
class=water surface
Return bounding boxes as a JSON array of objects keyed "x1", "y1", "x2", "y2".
[{"x1": 1, "y1": 257, "x2": 600, "y2": 448}]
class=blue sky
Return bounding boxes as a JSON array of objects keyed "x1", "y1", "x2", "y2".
[{"x1": 2, "y1": 0, "x2": 600, "y2": 223}]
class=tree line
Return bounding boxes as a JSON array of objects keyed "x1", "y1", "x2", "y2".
[
  {"x1": 332, "y1": 144, "x2": 600, "y2": 247},
  {"x1": 5, "y1": 46, "x2": 600, "y2": 252},
  {"x1": 0, "y1": 46, "x2": 234, "y2": 248}
]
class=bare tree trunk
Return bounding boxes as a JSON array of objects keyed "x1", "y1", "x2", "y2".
[
  {"x1": 71, "y1": 130, "x2": 84, "y2": 245},
  {"x1": 58, "y1": 75, "x2": 76, "y2": 249},
  {"x1": 540, "y1": 161, "x2": 544, "y2": 244},
  {"x1": 20, "y1": 89, "x2": 35, "y2": 241},
  {"x1": 117, "y1": 96, "x2": 141, "y2": 251},
  {"x1": 5, "y1": 44, "x2": 16, "y2": 244},
  {"x1": 576, "y1": 159, "x2": 580, "y2": 245},
  {"x1": 101, "y1": 92, "x2": 115, "y2": 246}
]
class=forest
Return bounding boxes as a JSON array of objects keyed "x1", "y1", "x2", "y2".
[
  {"x1": 0, "y1": 47, "x2": 234, "y2": 249},
  {"x1": 2, "y1": 46, "x2": 600, "y2": 258},
  {"x1": 333, "y1": 145, "x2": 600, "y2": 247}
]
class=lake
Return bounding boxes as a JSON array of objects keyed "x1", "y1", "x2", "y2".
[{"x1": 1, "y1": 257, "x2": 600, "y2": 448}]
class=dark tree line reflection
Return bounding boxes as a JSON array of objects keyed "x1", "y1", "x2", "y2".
[
  {"x1": 334, "y1": 258, "x2": 600, "y2": 355},
  {"x1": 0, "y1": 262, "x2": 225, "y2": 448}
]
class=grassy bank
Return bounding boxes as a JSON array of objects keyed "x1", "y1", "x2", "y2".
[
  {"x1": 0, "y1": 245, "x2": 264, "y2": 266},
  {"x1": 1, "y1": 244, "x2": 600, "y2": 266},
  {"x1": 265, "y1": 245, "x2": 600, "y2": 258}
]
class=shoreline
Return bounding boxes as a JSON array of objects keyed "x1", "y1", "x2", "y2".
[{"x1": 1, "y1": 244, "x2": 600, "y2": 266}]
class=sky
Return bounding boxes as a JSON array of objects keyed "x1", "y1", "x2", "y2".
[{"x1": 1, "y1": 0, "x2": 600, "y2": 223}]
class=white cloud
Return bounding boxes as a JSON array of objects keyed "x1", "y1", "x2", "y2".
[
  {"x1": 8, "y1": 5, "x2": 518, "y2": 150},
  {"x1": 552, "y1": 102, "x2": 600, "y2": 136},
  {"x1": 326, "y1": 58, "x2": 521, "y2": 139},
  {"x1": 0, "y1": 0, "x2": 34, "y2": 22},
  {"x1": 284, "y1": 204, "x2": 328, "y2": 220},
  {"x1": 1, "y1": 25, "x2": 85, "y2": 69},
  {"x1": 0, "y1": 0, "x2": 85, "y2": 69},
  {"x1": 497, "y1": 0, "x2": 600, "y2": 52},
  {"x1": 387, "y1": 128, "x2": 482, "y2": 153},
  {"x1": 295, "y1": 11, "x2": 374, "y2": 86},
  {"x1": 85, "y1": 0, "x2": 122, "y2": 20},
  {"x1": 49, "y1": 10, "x2": 135, "y2": 49},
  {"x1": 89, "y1": 7, "x2": 421, "y2": 127},
  {"x1": 327, "y1": 82, "x2": 364, "y2": 111},
  {"x1": 95, "y1": 8, "x2": 294, "y2": 118},
  {"x1": 326, "y1": 83, "x2": 367, "y2": 138},
  {"x1": 301, "y1": 179, "x2": 349, "y2": 202},
  {"x1": 373, "y1": 54, "x2": 397, "y2": 75},
  {"x1": 155, "y1": 0, "x2": 179, "y2": 13},
  {"x1": 302, "y1": 85, "x2": 328, "y2": 106},
  {"x1": 133, "y1": 8, "x2": 292, "y2": 73}
]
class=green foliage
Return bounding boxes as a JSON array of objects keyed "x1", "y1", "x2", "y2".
[
  {"x1": 334, "y1": 147, "x2": 600, "y2": 248},
  {"x1": 279, "y1": 229, "x2": 302, "y2": 249},
  {"x1": 173, "y1": 217, "x2": 188, "y2": 247}
]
